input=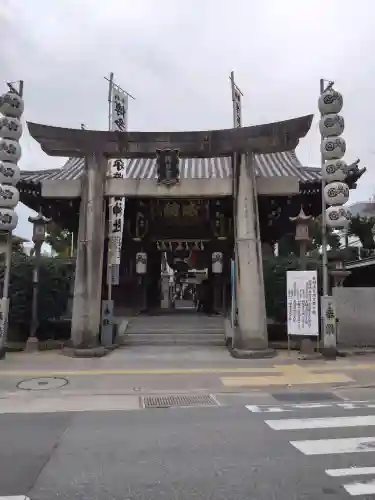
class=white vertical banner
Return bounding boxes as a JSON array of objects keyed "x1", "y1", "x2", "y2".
[
  {"x1": 286, "y1": 270, "x2": 319, "y2": 336},
  {"x1": 107, "y1": 86, "x2": 128, "y2": 285},
  {"x1": 231, "y1": 73, "x2": 242, "y2": 128}
]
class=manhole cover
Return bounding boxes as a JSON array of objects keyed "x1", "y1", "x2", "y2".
[
  {"x1": 271, "y1": 391, "x2": 340, "y2": 403},
  {"x1": 143, "y1": 394, "x2": 218, "y2": 408},
  {"x1": 17, "y1": 377, "x2": 68, "y2": 391}
]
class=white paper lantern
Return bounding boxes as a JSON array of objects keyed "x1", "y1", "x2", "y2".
[
  {"x1": 324, "y1": 181, "x2": 349, "y2": 206},
  {"x1": 326, "y1": 205, "x2": 350, "y2": 228},
  {"x1": 0, "y1": 185, "x2": 19, "y2": 208},
  {"x1": 0, "y1": 92, "x2": 24, "y2": 118},
  {"x1": 0, "y1": 208, "x2": 18, "y2": 231},
  {"x1": 0, "y1": 138, "x2": 21, "y2": 163},
  {"x1": 136, "y1": 252, "x2": 147, "y2": 274},
  {"x1": 319, "y1": 114, "x2": 344, "y2": 137},
  {"x1": 318, "y1": 89, "x2": 343, "y2": 115},
  {"x1": 212, "y1": 251, "x2": 223, "y2": 274},
  {"x1": 322, "y1": 159, "x2": 348, "y2": 182},
  {"x1": 321, "y1": 136, "x2": 346, "y2": 160},
  {"x1": 0, "y1": 116, "x2": 22, "y2": 141},
  {"x1": 0, "y1": 161, "x2": 20, "y2": 185}
]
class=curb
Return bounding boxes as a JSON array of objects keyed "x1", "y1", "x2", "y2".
[
  {"x1": 228, "y1": 347, "x2": 277, "y2": 359},
  {"x1": 61, "y1": 344, "x2": 119, "y2": 358}
]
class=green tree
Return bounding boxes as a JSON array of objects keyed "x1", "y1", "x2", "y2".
[
  {"x1": 45, "y1": 222, "x2": 72, "y2": 257},
  {"x1": 0, "y1": 234, "x2": 27, "y2": 254},
  {"x1": 278, "y1": 216, "x2": 340, "y2": 257},
  {"x1": 347, "y1": 215, "x2": 375, "y2": 250},
  {"x1": 309, "y1": 216, "x2": 341, "y2": 252}
]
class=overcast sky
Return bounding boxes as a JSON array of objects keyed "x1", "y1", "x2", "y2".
[{"x1": 2, "y1": 0, "x2": 375, "y2": 240}]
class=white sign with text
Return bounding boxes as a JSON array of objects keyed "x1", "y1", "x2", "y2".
[{"x1": 286, "y1": 270, "x2": 319, "y2": 336}]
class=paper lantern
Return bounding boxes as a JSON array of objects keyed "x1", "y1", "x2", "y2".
[
  {"x1": 319, "y1": 113, "x2": 344, "y2": 137},
  {"x1": 0, "y1": 139, "x2": 21, "y2": 163},
  {"x1": 0, "y1": 185, "x2": 19, "y2": 208},
  {"x1": 322, "y1": 159, "x2": 348, "y2": 182},
  {"x1": 318, "y1": 89, "x2": 343, "y2": 115},
  {"x1": 0, "y1": 116, "x2": 22, "y2": 141},
  {"x1": 326, "y1": 205, "x2": 350, "y2": 228},
  {"x1": 321, "y1": 136, "x2": 346, "y2": 160},
  {"x1": 212, "y1": 251, "x2": 223, "y2": 274},
  {"x1": 0, "y1": 92, "x2": 24, "y2": 118},
  {"x1": 136, "y1": 252, "x2": 147, "y2": 274},
  {"x1": 0, "y1": 208, "x2": 18, "y2": 231},
  {"x1": 324, "y1": 181, "x2": 349, "y2": 206}
]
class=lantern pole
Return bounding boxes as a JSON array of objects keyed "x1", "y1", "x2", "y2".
[
  {"x1": 319, "y1": 79, "x2": 348, "y2": 360},
  {"x1": 320, "y1": 78, "x2": 329, "y2": 298},
  {"x1": 0, "y1": 80, "x2": 23, "y2": 359}
]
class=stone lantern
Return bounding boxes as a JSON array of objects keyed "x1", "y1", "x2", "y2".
[
  {"x1": 26, "y1": 211, "x2": 51, "y2": 352},
  {"x1": 289, "y1": 206, "x2": 312, "y2": 270}
]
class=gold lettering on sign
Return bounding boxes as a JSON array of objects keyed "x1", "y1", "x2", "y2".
[
  {"x1": 163, "y1": 201, "x2": 180, "y2": 217},
  {"x1": 182, "y1": 201, "x2": 198, "y2": 218}
]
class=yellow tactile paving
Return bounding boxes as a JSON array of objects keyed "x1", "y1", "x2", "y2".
[{"x1": 221, "y1": 364, "x2": 354, "y2": 387}]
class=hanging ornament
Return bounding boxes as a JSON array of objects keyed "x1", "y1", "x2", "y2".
[
  {"x1": 322, "y1": 159, "x2": 348, "y2": 182},
  {"x1": 325, "y1": 205, "x2": 350, "y2": 228},
  {"x1": 323, "y1": 182, "x2": 350, "y2": 206},
  {"x1": 318, "y1": 89, "x2": 343, "y2": 115},
  {"x1": 321, "y1": 136, "x2": 346, "y2": 160},
  {"x1": 319, "y1": 113, "x2": 344, "y2": 137}
]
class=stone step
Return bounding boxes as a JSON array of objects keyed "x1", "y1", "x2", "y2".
[{"x1": 126, "y1": 333, "x2": 225, "y2": 346}]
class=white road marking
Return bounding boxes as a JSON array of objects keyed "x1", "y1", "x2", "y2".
[
  {"x1": 265, "y1": 415, "x2": 375, "y2": 430},
  {"x1": 326, "y1": 467, "x2": 375, "y2": 477},
  {"x1": 290, "y1": 437, "x2": 375, "y2": 455},
  {"x1": 0, "y1": 497, "x2": 30, "y2": 500},
  {"x1": 245, "y1": 402, "x2": 375, "y2": 413},
  {"x1": 343, "y1": 479, "x2": 375, "y2": 496}
]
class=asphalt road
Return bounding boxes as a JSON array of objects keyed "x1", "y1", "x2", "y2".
[{"x1": 3, "y1": 402, "x2": 375, "y2": 499}]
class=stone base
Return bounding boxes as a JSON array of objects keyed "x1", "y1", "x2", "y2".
[
  {"x1": 321, "y1": 346, "x2": 337, "y2": 360},
  {"x1": 229, "y1": 346, "x2": 277, "y2": 359},
  {"x1": 62, "y1": 344, "x2": 119, "y2": 358},
  {"x1": 300, "y1": 338, "x2": 315, "y2": 355},
  {"x1": 25, "y1": 336, "x2": 39, "y2": 353}
]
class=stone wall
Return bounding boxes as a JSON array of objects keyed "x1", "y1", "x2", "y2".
[{"x1": 333, "y1": 287, "x2": 375, "y2": 346}]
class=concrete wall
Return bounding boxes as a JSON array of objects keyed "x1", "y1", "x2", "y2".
[{"x1": 333, "y1": 287, "x2": 375, "y2": 346}]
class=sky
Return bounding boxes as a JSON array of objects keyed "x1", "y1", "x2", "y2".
[{"x1": 1, "y1": 0, "x2": 375, "y2": 240}]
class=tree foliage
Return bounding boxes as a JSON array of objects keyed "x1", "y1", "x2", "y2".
[
  {"x1": 263, "y1": 256, "x2": 321, "y2": 323},
  {"x1": 45, "y1": 222, "x2": 72, "y2": 257},
  {"x1": 0, "y1": 256, "x2": 74, "y2": 341},
  {"x1": 347, "y1": 215, "x2": 375, "y2": 250},
  {"x1": 278, "y1": 216, "x2": 340, "y2": 257}
]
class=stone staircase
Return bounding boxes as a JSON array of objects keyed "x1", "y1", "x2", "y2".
[{"x1": 124, "y1": 312, "x2": 226, "y2": 346}]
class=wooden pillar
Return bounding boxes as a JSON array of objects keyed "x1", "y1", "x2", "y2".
[
  {"x1": 235, "y1": 153, "x2": 268, "y2": 349},
  {"x1": 71, "y1": 153, "x2": 107, "y2": 347}
]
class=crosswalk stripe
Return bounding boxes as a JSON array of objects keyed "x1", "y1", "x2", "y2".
[
  {"x1": 265, "y1": 415, "x2": 375, "y2": 430},
  {"x1": 326, "y1": 467, "x2": 375, "y2": 477},
  {"x1": 0, "y1": 497, "x2": 29, "y2": 499},
  {"x1": 290, "y1": 437, "x2": 375, "y2": 455},
  {"x1": 343, "y1": 479, "x2": 375, "y2": 496}
]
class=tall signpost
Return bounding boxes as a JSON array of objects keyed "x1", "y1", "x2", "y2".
[
  {"x1": 0, "y1": 81, "x2": 23, "y2": 359},
  {"x1": 102, "y1": 73, "x2": 134, "y2": 344},
  {"x1": 229, "y1": 72, "x2": 242, "y2": 337},
  {"x1": 319, "y1": 80, "x2": 350, "y2": 358}
]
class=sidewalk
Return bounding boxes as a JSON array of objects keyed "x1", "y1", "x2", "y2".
[{"x1": 1, "y1": 346, "x2": 375, "y2": 391}]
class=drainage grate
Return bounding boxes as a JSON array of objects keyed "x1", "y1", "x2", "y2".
[
  {"x1": 272, "y1": 391, "x2": 340, "y2": 403},
  {"x1": 143, "y1": 394, "x2": 218, "y2": 408}
]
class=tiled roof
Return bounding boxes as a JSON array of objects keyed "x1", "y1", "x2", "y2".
[{"x1": 19, "y1": 150, "x2": 321, "y2": 184}]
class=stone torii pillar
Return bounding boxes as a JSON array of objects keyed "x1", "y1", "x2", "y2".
[
  {"x1": 70, "y1": 153, "x2": 107, "y2": 347},
  {"x1": 234, "y1": 153, "x2": 268, "y2": 351}
]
